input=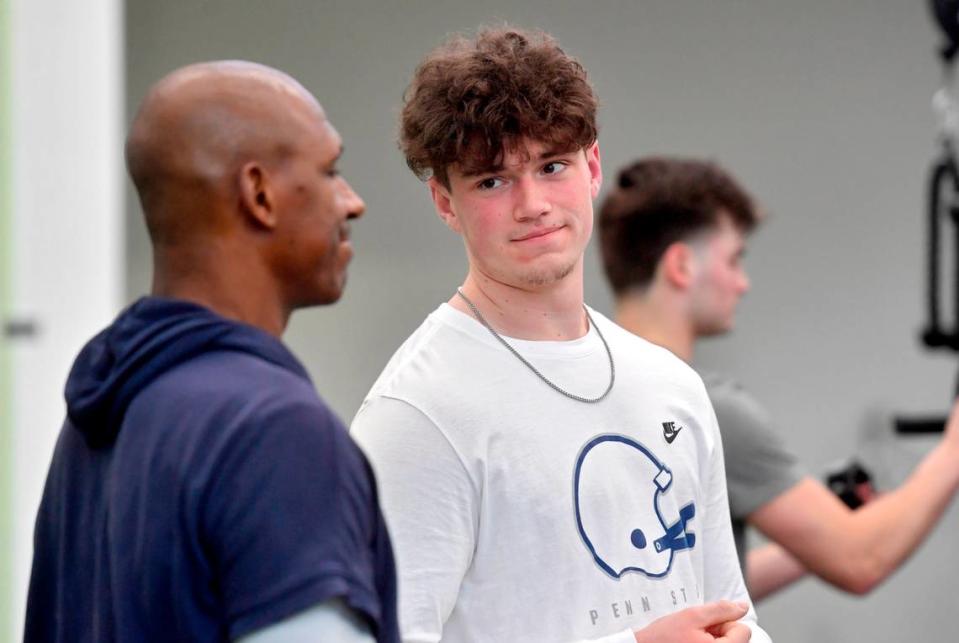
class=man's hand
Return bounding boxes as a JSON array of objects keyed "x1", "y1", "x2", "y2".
[
  {"x1": 707, "y1": 620, "x2": 752, "y2": 642},
  {"x1": 632, "y1": 601, "x2": 751, "y2": 642}
]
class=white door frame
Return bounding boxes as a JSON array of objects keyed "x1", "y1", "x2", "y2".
[{"x1": 2, "y1": 1, "x2": 123, "y2": 639}]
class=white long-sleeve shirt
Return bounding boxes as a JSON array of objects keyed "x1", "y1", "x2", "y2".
[{"x1": 352, "y1": 304, "x2": 770, "y2": 643}]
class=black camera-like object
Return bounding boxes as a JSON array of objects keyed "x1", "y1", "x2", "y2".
[{"x1": 824, "y1": 460, "x2": 876, "y2": 510}]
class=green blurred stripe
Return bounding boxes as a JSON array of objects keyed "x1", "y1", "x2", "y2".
[{"x1": 0, "y1": 0, "x2": 14, "y2": 638}]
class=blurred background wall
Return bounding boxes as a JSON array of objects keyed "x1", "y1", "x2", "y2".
[
  {"x1": 2, "y1": 0, "x2": 123, "y2": 640},
  {"x1": 5, "y1": 1, "x2": 959, "y2": 641}
]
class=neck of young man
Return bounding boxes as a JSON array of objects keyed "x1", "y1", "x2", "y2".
[
  {"x1": 615, "y1": 290, "x2": 696, "y2": 363},
  {"x1": 450, "y1": 262, "x2": 589, "y2": 341}
]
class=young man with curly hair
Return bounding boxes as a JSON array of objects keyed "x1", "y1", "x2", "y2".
[
  {"x1": 352, "y1": 29, "x2": 769, "y2": 642},
  {"x1": 599, "y1": 156, "x2": 959, "y2": 602}
]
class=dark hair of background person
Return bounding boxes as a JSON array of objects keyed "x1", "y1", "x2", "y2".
[{"x1": 599, "y1": 157, "x2": 760, "y2": 294}]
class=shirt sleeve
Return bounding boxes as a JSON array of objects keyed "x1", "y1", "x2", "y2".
[
  {"x1": 352, "y1": 396, "x2": 478, "y2": 643},
  {"x1": 710, "y1": 381, "x2": 803, "y2": 518},
  {"x1": 698, "y1": 391, "x2": 773, "y2": 643},
  {"x1": 201, "y1": 397, "x2": 386, "y2": 640},
  {"x1": 236, "y1": 598, "x2": 376, "y2": 643}
]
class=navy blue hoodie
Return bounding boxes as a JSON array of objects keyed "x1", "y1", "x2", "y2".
[{"x1": 25, "y1": 297, "x2": 398, "y2": 643}]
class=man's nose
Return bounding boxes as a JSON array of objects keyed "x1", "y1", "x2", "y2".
[
  {"x1": 512, "y1": 176, "x2": 551, "y2": 221},
  {"x1": 342, "y1": 179, "x2": 365, "y2": 219}
]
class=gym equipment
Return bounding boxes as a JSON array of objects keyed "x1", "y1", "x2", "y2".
[{"x1": 898, "y1": 1, "x2": 959, "y2": 433}]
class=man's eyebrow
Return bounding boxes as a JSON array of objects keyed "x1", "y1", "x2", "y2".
[
  {"x1": 537, "y1": 147, "x2": 572, "y2": 159},
  {"x1": 458, "y1": 164, "x2": 502, "y2": 179},
  {"x1": 457, "y1": 148, "x2": 574, "y2": 178}
]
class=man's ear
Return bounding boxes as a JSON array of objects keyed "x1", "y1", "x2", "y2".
[
  {"x1": 661, "y1": 242, "x2": 697, "y2": 290},
  {"x1": 586, "y1": 141, "x2": 603, "y2": 199},
  {"x1": 429, "y1": 177, "x2": 461, "y2": 233},
  {"x1": 239, "y1": 162, "x2": 277, "y2": 229}
]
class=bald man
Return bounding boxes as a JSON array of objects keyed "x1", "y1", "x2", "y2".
[{"x1": 24, "y1": 62, "x2": 399, "y2": 643}]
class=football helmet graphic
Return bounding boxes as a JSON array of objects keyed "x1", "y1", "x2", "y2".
[{"x1": 573, "y1": 434, "x2": 696, "y2": 579}]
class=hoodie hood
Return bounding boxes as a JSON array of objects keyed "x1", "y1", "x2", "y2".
[{"x1": 65, "y1": 297, "x2": 310, "y2": 447}]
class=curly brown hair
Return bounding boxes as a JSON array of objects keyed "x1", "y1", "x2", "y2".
[
  {"x1": 399, "y1": 26, "x2": 598, "y2": 188},
  {"x1": 599, "y1": 157, "x2": 761, "y2": 294}
]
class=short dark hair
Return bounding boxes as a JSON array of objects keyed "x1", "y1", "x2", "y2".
[
  {"x1": 599, "y1": 157, "x2": 760, "y2": 294},
  {"x1": 399, "y1": 26, "x2": 598, "y2": 188}
]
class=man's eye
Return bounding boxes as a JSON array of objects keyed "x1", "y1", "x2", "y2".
[
  {"x1": 478, "y1": 177, "x2": 503, "y2": 190},
  {"x1": 542, "y1": 161, "x2": 567, "y2": 175}
]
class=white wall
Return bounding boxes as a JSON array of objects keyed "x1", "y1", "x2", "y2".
[
  {"x1": 6, "y1": 0, "x2": 123, "y2": 639},
  {"x1": 121, "y1": 2, "x2": 959, "y2": 641}
]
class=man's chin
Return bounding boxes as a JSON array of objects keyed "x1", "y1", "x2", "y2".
[
  {"x1": 299, "y1": 276, "x2": 347, "y2": 308},
  {"x1": 513, "y1": 259, "x2": 578, "y2": 288},
  {"x1": 696, "y1": 319, "x2": 735, "y2": 338}
]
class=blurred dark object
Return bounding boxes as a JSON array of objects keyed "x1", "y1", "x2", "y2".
[
  {"x1": 932, "y1": 0, "x2": 959, "y2": 63},
  {"x1": 895, "y1": 415, "x2": 947, "y2": 434},
  {"x1": 926, "y1": 1, "x2": 959, "y2": 352},
  {"x1": 914, "y1": 2, "x2": 959, "y2": 433},
  {"x1": 824, "y1": 460, "x2": 877, "y2": 510},
  {"x1": 920, "y1": 140, "x2": 959, "y2": 352},
  {"x1": 2, "y1": 317, "x2": 39, "y2": 339}
]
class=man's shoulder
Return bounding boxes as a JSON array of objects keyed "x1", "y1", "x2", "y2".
[
  {"x1": 362, "y1": 305, "x2": 489, "y2": 402},
  {"x1": 128, "y1": 346, "x2": 362, "y2": 498},
  {"x1": 596, "y1": 312, "x2": 708, "y2": 392},
  {"x1": 700, "y1": 371, "x2": 742, "y2": 396},
  {"x1": 700, "y1": 371, "x2": 798, "y2": 463},
  {"x1": 700, "y1": 372, "x2": 769, "y2": 425},
  {"x1": 155, "y1": 346, "x2": 316, "y2": 398},
  {"x1": 592, "y1": 309, "x2": 693, "y2": 364},
  {"x1": 138, "y1": 347, "x2": 340, "y2": 439}
]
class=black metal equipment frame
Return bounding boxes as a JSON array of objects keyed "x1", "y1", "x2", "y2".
[{"x1": 896, "y1": 1, "x2": 959, "y2": 433}]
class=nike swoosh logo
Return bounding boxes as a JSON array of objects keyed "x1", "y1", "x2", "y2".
[{"x1": 663, "y1": 424, "x2": 682, "y2": 444}]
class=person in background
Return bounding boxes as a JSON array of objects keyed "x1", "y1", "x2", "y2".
[{"x1": 599, "y1": 155, "x2": 959, "y2": 601}]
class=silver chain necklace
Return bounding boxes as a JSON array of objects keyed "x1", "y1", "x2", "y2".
[{"x1": 456, "y1": 288, "x2": 615, "y2": 404}]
